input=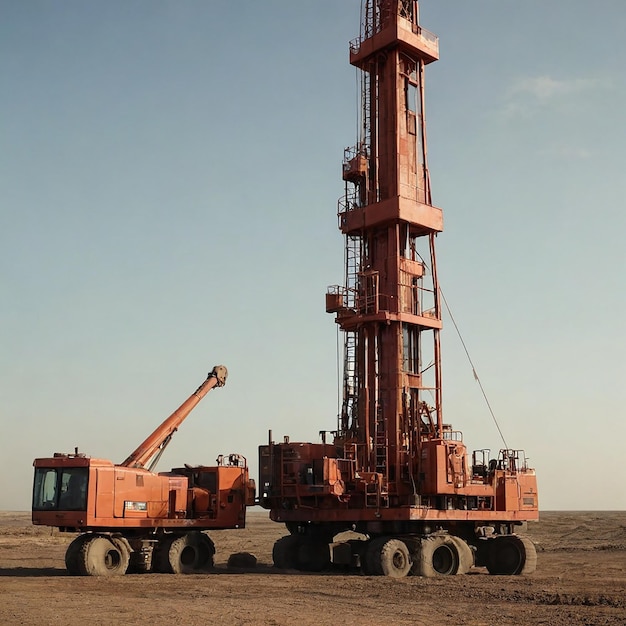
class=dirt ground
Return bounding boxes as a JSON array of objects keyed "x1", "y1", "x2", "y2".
[{"x1": 0, "y1": 511, "x2": 624, "y2": 626}]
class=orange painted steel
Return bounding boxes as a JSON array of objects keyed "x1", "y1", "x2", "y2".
[
  {"x1": 259, "y1": 0, "x2": 539, "y2": 567},
  {"x1": 32, "y1": 367, "x2": 255, "y2": 574},
  {"x1": 32, "y1": 457, "x2": 250, "y2": 531}
]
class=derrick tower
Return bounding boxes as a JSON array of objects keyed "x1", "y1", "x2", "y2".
[
  {"x1": 259, "y1": 0, "x2": 538, "y2": 579},
  {"x1": 327, "y1": 0, "x2": 443, "y2": 503}
]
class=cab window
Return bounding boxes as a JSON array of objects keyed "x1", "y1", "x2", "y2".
[{"x1": 33, "y1": 468, "x2": 88, "y2": 511}]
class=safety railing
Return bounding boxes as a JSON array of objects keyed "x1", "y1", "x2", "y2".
[
  {"x1": 349, "y1": 26, "x2": 438, "y2": 56},
  {"x1": 337, "y1": 190, "x2": 360, "y2": 215}
]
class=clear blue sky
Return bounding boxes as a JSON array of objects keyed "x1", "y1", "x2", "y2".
[{"x1": 1, "y1": 1, "x2": 624, "y2": 511}]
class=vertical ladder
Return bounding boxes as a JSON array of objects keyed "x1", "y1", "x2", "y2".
[
  {"x1": 341, "y1": 330, "x2": 358, "y2": 435},
  {"x1": 374, "y1": 403, "x2": 387, "y2": 474}
]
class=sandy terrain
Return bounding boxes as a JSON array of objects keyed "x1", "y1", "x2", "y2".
[{"x1": 0, "y1": 510, "x2": 624, "y2": 625}]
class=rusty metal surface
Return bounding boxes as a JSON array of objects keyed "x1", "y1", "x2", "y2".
[{"x1": 261, "y1": 0, "x2": 538, "y2": 527}]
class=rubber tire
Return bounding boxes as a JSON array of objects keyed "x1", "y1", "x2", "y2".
[
  {"x1": 296, "y1": 539, "x2": 331, "y2": 572},
  {"x1": 154, "y1": 535, "x2": 175, "y2": 573},
  {"x1": 379, "y1": 539, "x2": 412, "y2": 578},
  {"x1": 197, "y1": 533, "x2": 216, "y2": 569},
  {"x1": 449, "y1": 536, "x2": 474, "y2": 575},
  {"x1": 163, "y1": 532, "x2": 215, "y2": 574},
  {"x1": 414, "y1": 535, "x2": 461, "y2": 577},
  {"x1": 65, "y1": 534, "x2": 91, "y2": 576},
  {"x1": 362, "y1": 536, "x2": 388, "y2": 575},
  {"x1": 272, "y1": 534, "x2": 302, "y2": 569},
  {"x1": 78, "y1": 535, "x2": 130, "y2": 576},
  {"x1": 486, "y1": 535, "x2": 537, "y2": 575}
]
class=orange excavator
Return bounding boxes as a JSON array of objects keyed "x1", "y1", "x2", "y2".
[{"x1": 32, "y1": 366, "x2": 255, "y2": 576}]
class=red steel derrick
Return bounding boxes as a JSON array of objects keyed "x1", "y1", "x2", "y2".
[
  {"x1": 259, "y1": 0, "x2": 538, "y2": 577},
  {"x1": 328, "y1": 0, "x2": 444, "y2": 505}
]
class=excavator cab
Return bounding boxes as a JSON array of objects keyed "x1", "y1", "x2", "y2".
[{"x1": 33, "y1": 462, "x2": 88, "y2": 512}]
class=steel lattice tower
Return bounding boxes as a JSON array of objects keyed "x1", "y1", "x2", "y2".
[{"x1": 327, "y1": 0, "x2": 443, "y2": 502}]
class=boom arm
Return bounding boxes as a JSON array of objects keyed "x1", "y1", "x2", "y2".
[{"x1": 121, "y1": 365, "x2": 228, "y2": 470}]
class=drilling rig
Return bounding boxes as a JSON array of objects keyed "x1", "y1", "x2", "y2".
[
  {"x1": 32, "y1": 366, "x2": 255, "y2": 576},
  {"x1": 259, "y1": 0, "x2": 538, "y2": 577}
]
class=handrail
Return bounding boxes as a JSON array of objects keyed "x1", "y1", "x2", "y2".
[{"x1": 349, "y1": 26, "x2": 439, "y2": 56}]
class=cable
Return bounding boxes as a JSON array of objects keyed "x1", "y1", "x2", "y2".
[
  {"x1": 355, "y1": 66, "x2": 360, "y2": 144},
  {"x1": 440, "y1": 288, "x2": 509, "y2": 450}
]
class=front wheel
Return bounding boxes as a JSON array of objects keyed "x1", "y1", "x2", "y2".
[
  {"x1": 77, "y1": 535, "x2": 130, "y2": 576},
  {"x1": 65, "y1": 534, "x2": 91, "y2": 575}
]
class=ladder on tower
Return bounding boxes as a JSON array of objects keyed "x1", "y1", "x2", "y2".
[
  {"x1": 374, "y1": 404, "x2": 387, "y2": 475},
  {"x1": 341, "y1": 330, "x2": 358, "y2": 434},
  {"x1": 339, "y1": 231, "x2": 361, "y2": 436},
  {"x1": 345, "y1": 233, "x2": 360, "y2": 305},
  {"x1": 360, "y1": 72, "x2": 371, "y2": 172},
  {"x1": 366, "y1": 404, "x2": 389, "y2": 508}
]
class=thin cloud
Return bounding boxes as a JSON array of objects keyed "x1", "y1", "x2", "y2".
[
  {"x1": 500, "y1": 74, "x2": 612, "y2": 120},
  {"x1": 507, "y1": 75, "x2": 602, "y2": 101},
  {"x1": 540, "y1": 144, "x2": 592, "y2": 159}
]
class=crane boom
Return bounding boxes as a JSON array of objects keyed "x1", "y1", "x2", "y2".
[{"x1": 121, "y1": 365, "x2": 227, "y2": 470}]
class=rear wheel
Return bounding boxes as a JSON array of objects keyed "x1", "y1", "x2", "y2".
[
  {"x1": 486, "y1": 535, "x2": 537, "y2": 575},
  {"x1": 77, "y1": 535, "x2": 129, "y2": 576},
  {"x1": 414, "y1": 535, "x2": 461, "y2": 577},
  {"x1": 154, "y1": 536, "x2": 175, "y2": 573},
  {"x1": 156, "y1": 532, "x2": 214, "y2": 574},
  {"x1": 168, "y1": 532, "x2": 214, "y2": 574},
  {"x1": 449, "y1": 536, "x2": 474, "y2": 575},
  {"x1": 197, "y1": 533, "x2": 216, "y2": 569}
]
